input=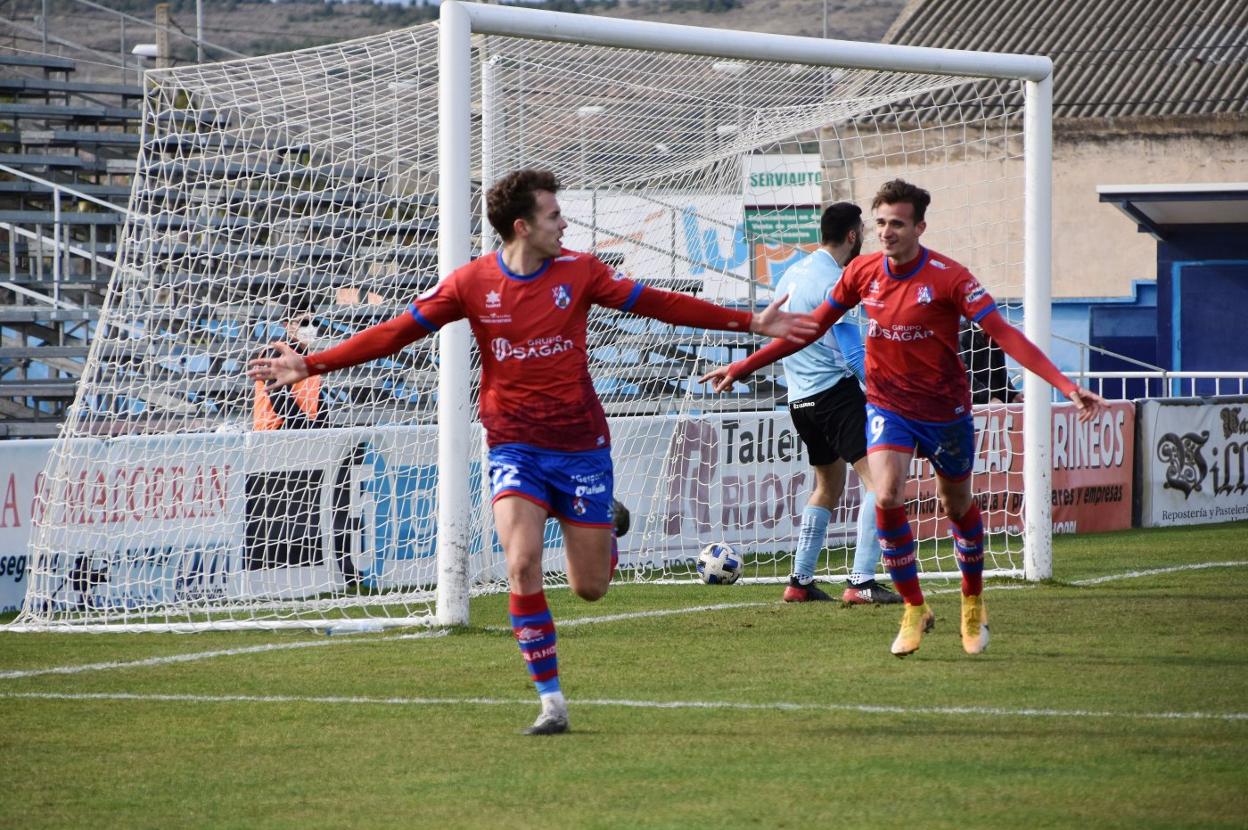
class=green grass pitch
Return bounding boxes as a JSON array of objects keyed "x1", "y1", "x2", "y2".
[{"x1": 2, "y1": 521, "x2": 1247, "y2": 829}]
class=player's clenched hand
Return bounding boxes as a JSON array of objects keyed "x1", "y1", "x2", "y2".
[
  {"x1": 1067, "y1": 386, "x2": 1108, "y2": 422},
  {"x1": 750, "y1": 293, "x2": 818, "y2": 344},
  {"x1": 247, "y1": 341, "x2": 309, "y2": 390},
  {"x1": 698, "y1": 364, "x2": 739, "y2": 394}
]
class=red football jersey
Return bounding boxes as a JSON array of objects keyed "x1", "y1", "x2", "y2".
[
  {"x1": 410, "y1": 249, "x2": 644, "y2": 452},
  {"x1": 830, "y1": 247, "x2": 997, "y2": 422}
]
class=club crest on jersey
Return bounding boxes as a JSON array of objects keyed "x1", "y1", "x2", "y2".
[
  {"x1": 552, "y1": 283, "x2": 572, "y2": 310},
  {"x1": 485, "y1": 289, "x2": 501, "y2": 309},
  {"x1": 915, "y1": 284, "x2": 933, "y2": 305}
]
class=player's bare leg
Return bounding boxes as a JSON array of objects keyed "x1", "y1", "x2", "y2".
[
  {"x1": 937, "y1": 474, "x2": 990, "y2": 654},
  {"x1": 496, "y1": 496, "x2": 548, "y2": 595},
  {"x1": 495, "y1": 496, "x2": 569, "y2": 734},
  {"x1": 869, "y1": 448, "x2": 934, "y2": 656},
  {"x1": 561, "y1": 522, "x2": 614, "y2": 602}
]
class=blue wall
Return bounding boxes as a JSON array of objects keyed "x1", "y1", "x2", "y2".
[{"x1": 1156, "y1": 226, "x2": 1248, "y2": 397}]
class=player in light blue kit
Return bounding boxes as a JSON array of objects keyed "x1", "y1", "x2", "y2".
[{"x1": 732, "y1": 202, "x2": 899, "y2": 604}]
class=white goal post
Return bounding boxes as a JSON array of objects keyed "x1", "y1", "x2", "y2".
[
  {"x1": 434, "y1": 2, "x2": 1054, "y2": 623},
  {"x1": 9, "y1": 2, "x2": 1054, "y2": 632}
]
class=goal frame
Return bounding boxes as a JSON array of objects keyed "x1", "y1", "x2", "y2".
[{"x1": 434, "y1": 0, "x2": 1056, "y2": 625}]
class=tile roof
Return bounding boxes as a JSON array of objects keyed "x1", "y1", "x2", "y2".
[{"x1": 883, "y1": 0, "x2": 1248, "y2": 118}]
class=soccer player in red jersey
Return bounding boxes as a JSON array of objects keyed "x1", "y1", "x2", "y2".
[
  {"x1": 249, "y1": 169, "x2": 817, "y2": 733},
  {"x1": 703, "y1": 179, "x2": 1107, "y2": 658}
]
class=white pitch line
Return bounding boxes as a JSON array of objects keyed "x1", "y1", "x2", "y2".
[
  {"x1": 0, "y1": 628, "x2": 448, "y2": 681},
  {"x1": 2, "y1": 690, "x2": 1245, "y2": 723},
  {"x1": 1071, "y1": 560, "x2": 1248, "y2": 586},
  {"x1": 4, "y1": 559, "x2": 1245, "y2": 682}
]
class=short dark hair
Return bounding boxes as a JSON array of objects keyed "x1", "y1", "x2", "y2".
[
  {"x1": 486, "y1": 168, "x2": 561, "y2": 242},
  {"x1": 872, "y1": 178, "x2": 931, "y2": 223},
  {"x1": 820, "y1": 202, "x2": 862, "y2": 245}
]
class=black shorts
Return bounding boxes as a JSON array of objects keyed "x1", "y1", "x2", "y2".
[{"x1": 787, "y1": 375, "x2": 868, "y2": 467}]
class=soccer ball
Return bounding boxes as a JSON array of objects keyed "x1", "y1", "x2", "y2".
[{"x1": 697, "y1": 542, "x2": 743, "y2": 585}]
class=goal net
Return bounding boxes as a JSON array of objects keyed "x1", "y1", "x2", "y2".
[{"x1": 12, "y1": 3, "x2": 1051, "y2": 631}]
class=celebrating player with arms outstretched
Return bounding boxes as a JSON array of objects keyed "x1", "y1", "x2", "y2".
[
  {"x1": 703, "y1": 178, "x2": 1107, "y2": 658},
  {"x1": 249, "y1": 168, "x2": 817, "y2": 734}
]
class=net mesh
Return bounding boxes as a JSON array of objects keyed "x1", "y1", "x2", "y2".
[{"x1": 14, "y1": 21, "x2": 1029, "y2": 630}]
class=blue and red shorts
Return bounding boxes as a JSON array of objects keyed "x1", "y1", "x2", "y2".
[
  {"x1": 487, "y1": 444, "x2": 614, "y2": 527},
  {"x1": 865, "y1": 404, "x2": 976, "y2": 481}
]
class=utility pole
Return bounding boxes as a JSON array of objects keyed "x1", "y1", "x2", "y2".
[{"x1": 155, "y1": 3, "x2": 170, "y2": 69}]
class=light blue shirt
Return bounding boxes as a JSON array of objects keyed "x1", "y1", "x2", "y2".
[{"x1": 773, "y1": 248, "x2": 865, "y2": 401}]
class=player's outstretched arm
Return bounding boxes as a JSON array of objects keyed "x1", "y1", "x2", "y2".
[
  {"x1": 624, "y1": 288, "x2": 817, "y2": 344},
  {"x1": 978, "y1": 310, "x2": 1108, "y2": 422},
  {"x1": 699, "y1": 299, "x2": 847, "y2": 393},
  {"x1": 247, "y1": 310, "x2": 427, "y2": 391},
  {"x1": 748, "y1": 293, "x2": 820, "y2": 343}
]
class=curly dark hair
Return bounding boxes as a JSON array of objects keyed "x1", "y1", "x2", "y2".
[
  {"x1": 486, "y1": 168, "x2": 562, "y2": 242},
  {"x1": 871, "y1": 178, "x2": 931, "y2": 223}
]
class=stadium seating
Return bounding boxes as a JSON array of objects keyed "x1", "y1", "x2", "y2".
[
  {"x1": 0, "y1": 48, "x2": 776, "y2": 438},
  {"x1": 0, "y1": 52, "x2": 138, "y2": 436}
]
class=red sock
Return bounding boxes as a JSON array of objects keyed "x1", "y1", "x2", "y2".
[
  {"x1": 509, "y1": 591, "x2": 559, "y2": 695},
  {"x1": 951, "y1": 503, "x2": 985, "y2": 597},
  {"x1": 876, "y1": 504, "x2": 924, "y2": 606}
]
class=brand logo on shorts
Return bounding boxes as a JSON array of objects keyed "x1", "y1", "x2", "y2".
[{"x1": 553, "y1": 284, "x2": 572, "y2": 310}]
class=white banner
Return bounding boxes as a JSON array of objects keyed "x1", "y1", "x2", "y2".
[
  {"x1": 5, "y1": 399, "x2": 1163, "y2": 613},
  {"x1": 742, "y1": 153, "x2": 822, "y2": 207},
  {"x1": 1136, "y1": 397, "x2": 1248, "y2": 527},
  {"x1": 0, "y1": 439, "x2": 54, "y2": 613},
  {"x1": 6, "y1": 426, "x2": 492, "y2": 615},
  {"x1": 609, "y1": 411, "x2": 862, "y2": 570},
  {"x1": 560, "y1": 190, "x2": 752, "y2": 301}
]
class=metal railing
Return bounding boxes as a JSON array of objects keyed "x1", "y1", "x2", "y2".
[
  {"x1": 1069, "y1": 371, "x2": 1248, "y2": 400},
  {"x1": 1048, "y1": 332, "x2": 1248, "y2": 399},
  {"x1": 0, "y1": 162, "x2": 129, "y2": 297}
]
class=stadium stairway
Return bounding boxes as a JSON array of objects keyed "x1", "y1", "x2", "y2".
[
  {"x1": 0, "y1": 50, "x2": 444, "y2": 435},
  {"x1": 0, "y1": 49, "x2": 763, "y2": 438},
  {"x1": 0, "y1": 51, "x2": 139, "y2": 436}
]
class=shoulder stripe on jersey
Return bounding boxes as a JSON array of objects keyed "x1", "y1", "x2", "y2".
[
  {"x1": 617, "y1": 282, "x2": 645, "y2": 312},
  {"x1": 970, "y1": 302, "x2": 998, "y2": 323},
  {"x1": 408, "y1": 304, "x2": 438, "y2": 332}
]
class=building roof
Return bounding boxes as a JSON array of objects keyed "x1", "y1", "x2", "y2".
[
  {"x1": 1098, "y1": 183, "x2": 1248, "y2": 239},
  {"x1": 884, "y1": 0, "x2": 1248, "y2": 119}
]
